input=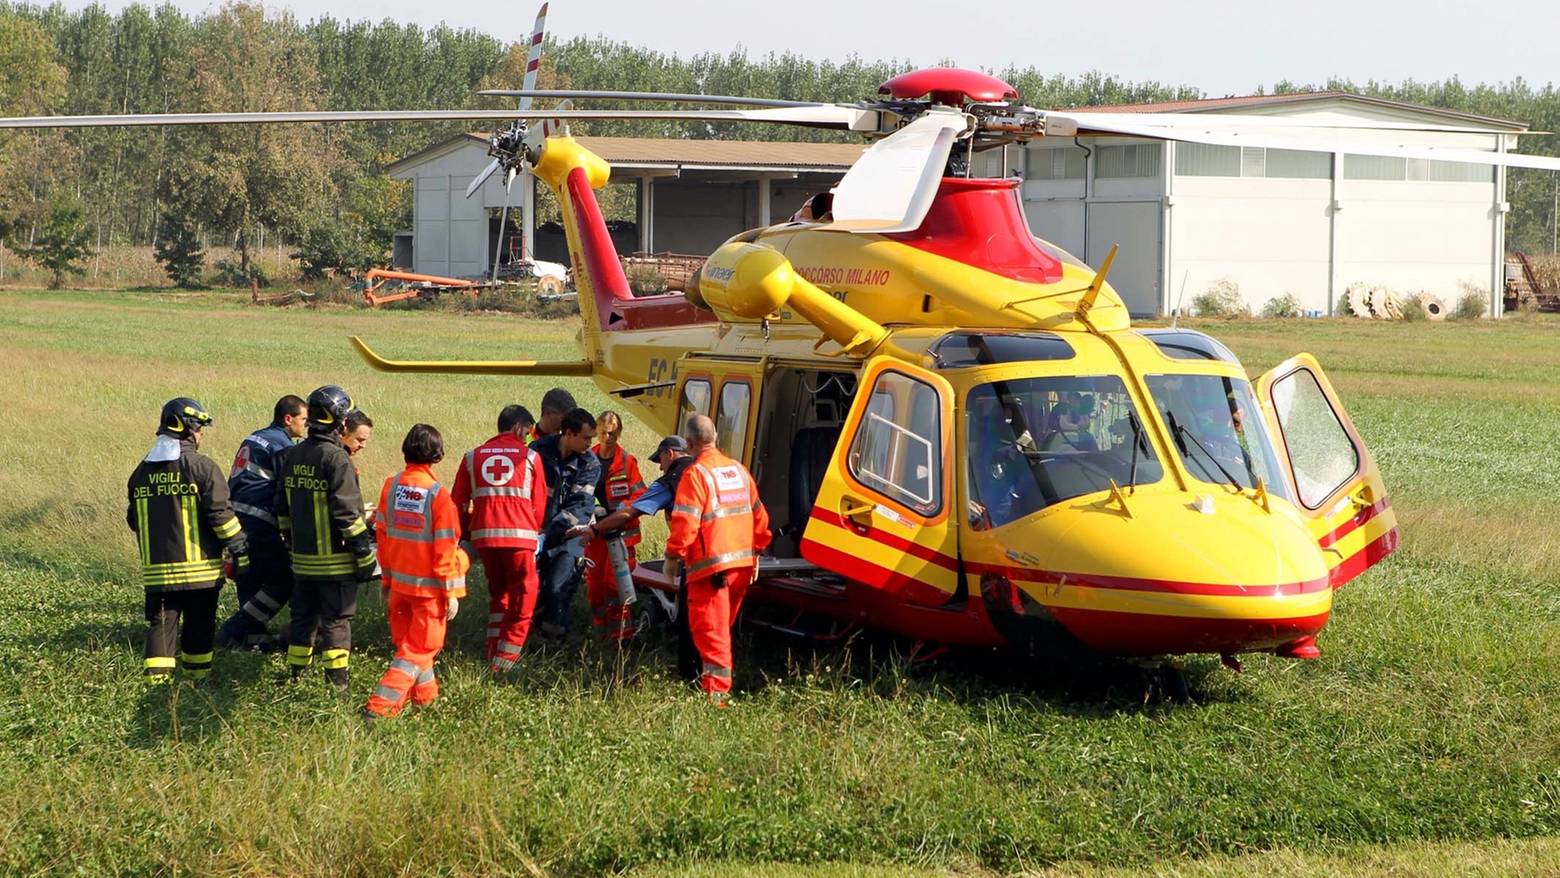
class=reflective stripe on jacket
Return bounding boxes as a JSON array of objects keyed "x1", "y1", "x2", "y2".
[
  {"x1": 666, "y1": 448, "x2": 772, "y2": 585},
  {"x1": 451, "y1": 434, "x2": 548, "y2": 550},
  {"x1": 276, "y1": 433, "x2": 374, "y2": 581},
  {"x1": 592, "y1": 443, "x2": 647, "y2": 547},
  {"x1": 227, "y1": 423, "x2": 293, "y2": 534},
  {"x1": 376, "y1": 464, "x2": 469, "y2": 597},
  {"x1": 126, "y1": 436, "x2": 247, "y2": 591}
]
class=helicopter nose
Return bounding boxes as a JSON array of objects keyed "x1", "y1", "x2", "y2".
[{"x1": 990, "y1": 492, "x2": 1333, "y2": 656}]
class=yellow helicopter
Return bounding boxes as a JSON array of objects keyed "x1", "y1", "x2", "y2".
[{"x1": 12, "y1": 50, "x2": 1560, "y2": 689}]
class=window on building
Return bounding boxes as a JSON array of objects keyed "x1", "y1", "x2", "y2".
[
  {"x1": 1178, "y1": 144, "x2": 1330, "y2": 179},
  {"x1": 1096, "y1": 143, "x2": 1162, "y2": 179},
  {"x1": 1027, "y1": 146, "x2": 1087, "y2": 181},
  {"x1": 1345, "y1": 154, "x2": 1491, "y2": 183}
]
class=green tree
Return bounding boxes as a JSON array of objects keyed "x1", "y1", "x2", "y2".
[
  {"x1": 153, "y1": 211, "x2": 205, "y2": 287},
  {"x1": 161, "y1": 2, "x2": 339, "y2": 275},
  {"x1": 0, "y1": 11, "x2": 69, "y2": 241},
  {"x1": 13, "y1": 197, "x2": 95, "y2": 289}
]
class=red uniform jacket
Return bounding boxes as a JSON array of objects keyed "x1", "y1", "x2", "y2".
[{"x1": 451, "y1": 434, "x2": 548, "y2": 551}]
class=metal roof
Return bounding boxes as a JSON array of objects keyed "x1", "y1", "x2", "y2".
[
  {"x1": 387, "y1": 133, "x2": 865, "y2": 175},
  {"x1": 1071, "y1": 91, "x2": 1529, "y2": 131}
]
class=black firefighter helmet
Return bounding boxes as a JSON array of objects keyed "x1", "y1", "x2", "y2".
[
  {"x1": 307, "y1": 385, "x2": 354, "y2": 433},
  {"x1": 157, "y1": 397, "x2": 212, "y2": 436}
]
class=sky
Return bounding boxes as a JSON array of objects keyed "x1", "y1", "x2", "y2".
[{"x1": 49, "y1": 0, "x2": 1560, "y2": 99}]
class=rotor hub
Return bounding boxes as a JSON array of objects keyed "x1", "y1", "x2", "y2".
[{"x1": 878, "y1": 68, "x2": 1019, "y2": 106}]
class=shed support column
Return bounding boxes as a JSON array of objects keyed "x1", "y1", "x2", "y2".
[
  {"x1": 639, "y1": 175, "x2": 655, "y2": 254},
  {"x1": 521, "y1": 169, "x2": 535, "y2": 262},
  {"x1": 1492, "y1": 134, "x2": 1509, "y2": 318},
  {"x1": 1328, "y1": 151, "x2": 1344, "y2": 317}
]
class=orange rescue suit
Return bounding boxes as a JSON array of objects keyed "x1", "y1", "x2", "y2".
[
  {"x1": 365, "y1": 464, "x2": 468, "y2": 718},
  {"x1": 585, "y1": 443, "x2": 647, "y2": 640},
  {"x1": 667, "y1": 447, "x2": 771, "y2": 697}
]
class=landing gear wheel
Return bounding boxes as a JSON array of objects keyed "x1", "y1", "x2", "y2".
[
  {"x1": 1142, "y1": 662, "x2": 1191, "y2": 705},
  {"x1": 635, "y1": 588, "x2": 670, "y2": 632}
]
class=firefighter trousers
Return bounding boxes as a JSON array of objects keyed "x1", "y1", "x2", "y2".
[
  {"x1": 686, "y1": 567, "x2": 755, "y2": 696},
  {"x1": 288, "y1": 579, "x2": 359, "y2": 684},
  {"x1": 364, "y1": 591, "x2": 447, "y2": 718},
  {"x1": 479, "y1": 546, "x2": 540, "y2": 671},
  {"x1": 584, "y1": 539, "x2": 636, "y2": 641},
  {"x1": 218, "y1": 532, "x2": 293, "y2": 647},
  {"x1": 144, "y1": 585, "x2": 221, "y2": 682}
]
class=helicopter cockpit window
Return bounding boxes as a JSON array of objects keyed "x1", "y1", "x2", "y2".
[
  {"x1": 1033, "y1": 238, "x2": 1091, "y2": 270},
  {"x1": 1135, "y1": 329, "x2": 1242, "y2": 364},
  {"x1": 1144, "y1": 374, "x2": 1293, "y2": 502},
  {"x1": 928, "y1": 332, "x2": 1075, "y2": 368},
  {"x1": 848, "y1": 371, "x2": 942, "y2": 516},
  {"x1": 678, "y1": 378, "x2": 711, "y2": 432},
  {"x1": 966, "y1": 376, "x2": 1163, "y2": 529}
]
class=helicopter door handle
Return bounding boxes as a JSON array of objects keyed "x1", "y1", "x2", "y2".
[
  {"x1": 839, "y1": 499, "x2": 874, "y2": 517},
  {"x1": 839, "y1": 497, "x2": 875, "y2": 528}
]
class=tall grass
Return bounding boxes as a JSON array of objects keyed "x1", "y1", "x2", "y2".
[{"x1": 1, "y1": 292, "x2": 1559, "y2": 876}]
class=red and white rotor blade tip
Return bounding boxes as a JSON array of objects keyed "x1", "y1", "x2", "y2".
[
  {"x1": 519, "y1": 4, "x2": 547, "y2": 112},
  {"x1": 829, "y1": 112, "x2": 964, "y2": 234},
  {"x1": 523, "y1": 99, "x2": 574, "y2": 156}
]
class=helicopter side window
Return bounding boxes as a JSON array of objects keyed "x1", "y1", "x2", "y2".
[
  {"x1": 716, "y1": 379, "x2": 752, "y2": 459},
  {"x1": 847, "y1": 371, "x2": 941, "y2": 516},
  {"x1": 1144, "y1": 374, "x2": 1293, "y2": 502},
  {"x1": 966, "y1": 376, "x2": 1163, "y2": 529},
  {"x1": 678, "y1": 377, "x2": 711, "y2": 431},
  {"x1": 1267, "y1": 368, "x2": 1359, "y2": 508}
]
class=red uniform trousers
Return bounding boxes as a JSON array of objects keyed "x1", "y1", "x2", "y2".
[
  {"x1": 686, "y1": 566, "x2": 755, "y2": 695},
  {"x1": 365, "y1": 591, "x2": 447, "y2": 718},
  {"x1": 584, "y1": 540, "x2": 636, "y2": 642},
  {"x1": 480, "y1": 546, "x2": 539, "y2": 672}
]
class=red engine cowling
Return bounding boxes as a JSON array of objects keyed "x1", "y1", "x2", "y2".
[{"x1": 878, "y1": 68, "x2": 1019, "y2": 105}]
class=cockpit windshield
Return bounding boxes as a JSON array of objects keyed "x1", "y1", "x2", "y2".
[
  {"x1": 965, "y1": 375, "x2": 1164, "y2": 530},
  {"x1": 1143, "y1": 374, "x2": 1292, "y2": 501}
]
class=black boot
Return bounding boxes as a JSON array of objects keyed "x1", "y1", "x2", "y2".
[{"x1": 324, "y1": 668, "x2": 350, "y2": 699}]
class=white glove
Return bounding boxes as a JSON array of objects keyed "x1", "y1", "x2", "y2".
[{"x1": 446, "y1": 595, "x2": 460, "y2": 620}]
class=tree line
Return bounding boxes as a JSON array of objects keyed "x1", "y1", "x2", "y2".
[{"x1": 1, "y1": 1, "x2": 1557, "y2": 288}]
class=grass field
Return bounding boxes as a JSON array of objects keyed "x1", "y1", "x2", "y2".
[{"x1": 1, "y1": 290, "x2": 1558, "y2": 877}]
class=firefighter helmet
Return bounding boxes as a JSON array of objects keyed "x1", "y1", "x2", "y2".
[
  {"x1": 158, "y1": 397, "x2": 212, "y2": 436},
  {"x1": 307, "y1": 385, "x2": 354, "y2": 430}
]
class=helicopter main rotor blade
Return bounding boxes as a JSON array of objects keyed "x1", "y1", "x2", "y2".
[
  {"x1": 0, "y1": 106, "x2": 879, "y2": 130},
  {"x1": 518, "y1": 3, "x2": 547, "y2": 113},
  {"x1": 481, "y1": 89, "x2": 822, "y2": 109},
  {"x1": 1070, "y1": 111, "x2": 1515, "y2": 135},
  {"x1": 1050, "y1": 112, "x2": 1560, "y2": 172},
  {"x1": 829, "y1": 111, "x2": 965, "y2": 234},
  {"x1": 466, "y1": 158, "x2": 503, "y2": 198}
]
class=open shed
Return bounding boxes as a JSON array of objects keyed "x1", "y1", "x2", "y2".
[{"x1": 386, "y1": 135, "x2": 863, "y2": 278}]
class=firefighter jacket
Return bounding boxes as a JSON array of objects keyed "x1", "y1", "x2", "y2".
[
  {"x1": 667, "y1": 447, "x2": 772, "y2": 586},
  {"x1": 275, "y1": 432, "x2": 376, "y2": 582},
  {"x1": 376, "y1": 464, "x2": 469, "y2": 598},
  {"x1": 227, "y1": 421, "x2": 294, "y2": 537},
  {"x1": 126, "y1": 435, "x2": 248, "y2": 591},
  {"x1": 531, "y1": 433, "x2": 601, "y2": 546},
  {"x1": 592, "y1": 443, "x2": 646, "y2": 547},
  {"x1": 451, "y1": 434, "x2": 548, "y2": 551}
]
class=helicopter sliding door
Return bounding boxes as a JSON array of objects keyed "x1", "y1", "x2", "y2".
[
  {"x1": 800, "y1": 357, "x2": 960, "y2": 605},
  {"x1": 1254, "y1": 354, "x2": 1399, "y2": 588}
]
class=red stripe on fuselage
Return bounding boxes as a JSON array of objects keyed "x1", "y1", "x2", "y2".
[
  {"x1": 807, "y1": 507, "x2": 1331, "y2": 597},
  {"x1": 1328, "y1": 526, "x2": 1400, "y2": 589},
  {"x1": 563, "y1": 166, "x2": 633, "y2": 328},
  {"x1": 1316, "y1": 497, "x2": 1391, "y2": 548}
]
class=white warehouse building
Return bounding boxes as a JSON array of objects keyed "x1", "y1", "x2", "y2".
[{"x1": 999, "y1": 92, "x2": 1527, "y2": 317}]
